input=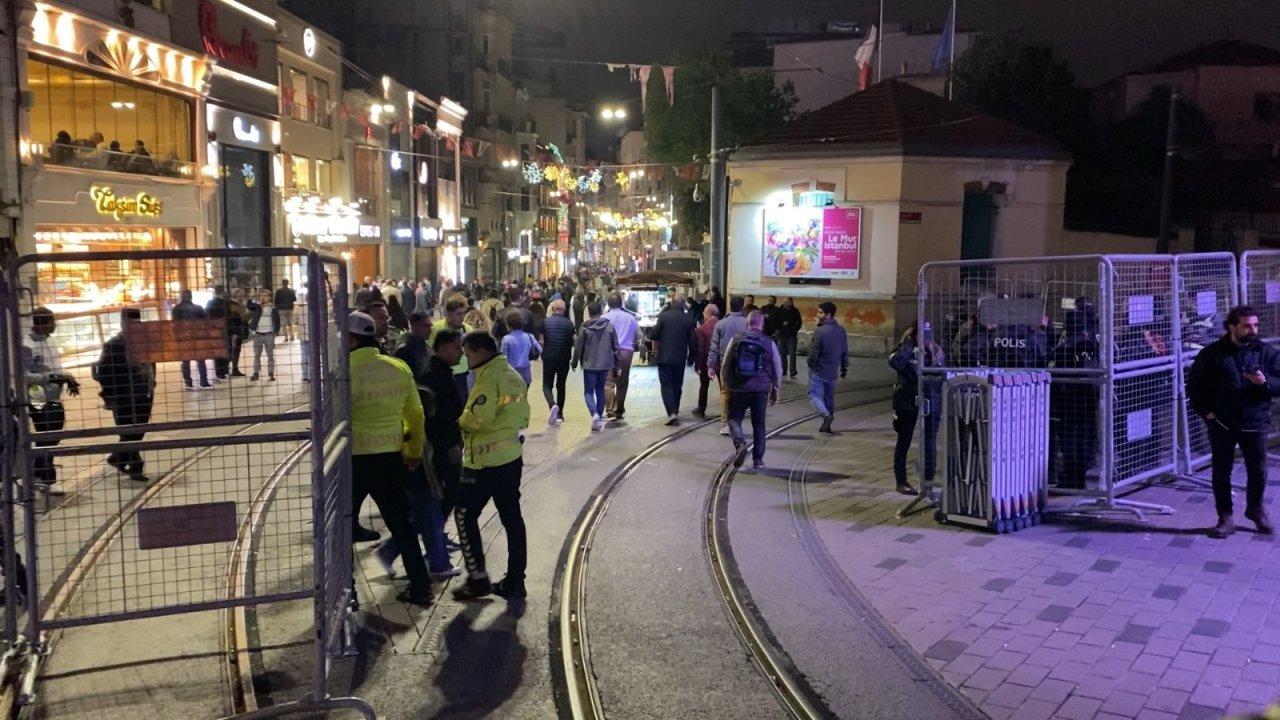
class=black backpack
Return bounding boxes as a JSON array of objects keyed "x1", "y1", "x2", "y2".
[{"x1": 728, "y1": 333, "x2": 769, "y2": 389}]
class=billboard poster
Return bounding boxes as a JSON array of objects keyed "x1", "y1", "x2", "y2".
[{"x1": 762, "y1": 206, "x2": 861, "y2": 279}]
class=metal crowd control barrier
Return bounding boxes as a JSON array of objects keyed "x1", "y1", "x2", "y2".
[
  {"x1": 1173, "y1": 253, "x2": 1239, "y2": 482},
  {"x1": 0, "y1": 248, "x2": 372, "y2": 718},
  {"x1": 912, "y1": 254, "x2": 1211, "y2": 522},
  {"x1": 1240, "y1": 250, "x2": 1280, "y2": 461},
  {"x1": 938, "y1": 372, "x2": 1050, "y2": 533}
]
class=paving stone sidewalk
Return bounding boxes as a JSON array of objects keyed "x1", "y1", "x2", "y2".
[{"x1": 807, "y1": 407, "x2": 1280, "y2": 720}]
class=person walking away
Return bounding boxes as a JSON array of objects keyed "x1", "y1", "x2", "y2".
[
  {"x1": 708, "y1": 296, "x2": 749, "y2": 435},
  {"x1": 23, "y1": 307, "x2": 79, "y2": 495},
  {"x1": 395, "y1": 311, "x2": 434, "y2": 381},
  {"x1": 888, "y1": 322, "x2": 945, "y2": 495},
  {"x1": 603, "y1": 292, "x2": 639, "y2": 421},
  {"x1": 693, "y1": 304, "x2": 720, "y2": 418},
  {"x1": 775, "y1": 297, "x2": 802, "y2": 378},
  {"x1": 206, "y1": 286, "x2": 232, "y2": 381},
  {"x1": 346, "y1": 311, "x2": 433, "y2": 605},
  {"x1": 171, "y1": 289, "x2": 212, "y2": 390},
  {"x1": 386, "y1": 289, "x2": 408, "y2": 333},
  {"x1": 451, "y1": 332, "x2": 532, "y2": 601},
  {"x1": 541, "y1": 299, "x2": 575, "y2": 425},
  {"x1": 572, "y1": 288, "x2": 587, "y2": 331},
  {"x1": 247, "y1": 290, "x2": 280, "y2": 381},
  {"x1": 274, "y1": 279, "x2": 297, "y2": 342},
  {"x1": 95, "y1": 308, "x2": 154, "y2": 482},
  {"x1": 1187, "y1": 305, "x2": 1280, "y2": 538},
  {"x1": 416, "y1": 278, "x2": 434, "y2": 318},
  {"x1": 400, "y1": 279, "x2": 417, "y2": 315},
  {"x1": 721, "y1": 311, "x2": 782, "y2": 471},
  {"x1": 651, "y1": 294, "x2": 697, "y2": 425},
  {"x1": 500, "y1": 309, "x2": 541, "y2": 387},
  {"x1": 573, "y1": 302, "x2": 620, "y2": 432},
  {"x1": 808, "y1": 302, "x2": 849, "y2": 434}
]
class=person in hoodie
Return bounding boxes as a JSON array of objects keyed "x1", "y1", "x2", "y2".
[
  {"x1": 773, "y1": 297, "x2": 803, "y2": 378},
  {"x1": 540, "y1": 299, "x2": 576, "y2": 425},
  {"x1": 721, "y1": 310, "x2": 782, "y2": 471},
  {"x1": 450, "y1": 331, "x2": 531, "y2": 601},
  {"x1": 572, "y1": 301, "x2": 620, "y2": 432},
  {"x1": 808, "y1": 302, "x2": 849, "y2": 434},
  {"x1": 499, "y1": 308, "x2": 542, "y2": 387}
]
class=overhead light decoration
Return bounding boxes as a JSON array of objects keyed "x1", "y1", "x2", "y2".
[
  {"x1": 390, "y1": 151, "x2": 402, "y2": 171},
  {"x1": 302, "y1": 27, "x2": 317, "y2": 57},
  {"x1": 523, "y1": 162, "x2": 544, "y2": 184}
]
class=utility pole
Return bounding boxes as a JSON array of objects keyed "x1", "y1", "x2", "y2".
[
  {"x1": 876, "y1": 0, "x2": 885, "y2": 83},
  {"x1": 708, "y1": 85, "x2": 727, "y2": 293},
  {"x1": 1156, "y1": 91, "x2": 1179, "y2": 254}
]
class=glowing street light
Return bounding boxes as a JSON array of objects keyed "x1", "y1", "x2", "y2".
[{"x1": 600, "y1": 105, "x2": 628, "y2": 121}]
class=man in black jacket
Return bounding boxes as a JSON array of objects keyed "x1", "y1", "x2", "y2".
[
  {"x1": 423, "y1": 329, "x2": 468, "y2": 520},
  {"x1": 274, "y1": 279, "x2": 297, "y2": 342},
  {"x1": 541, "y1": 299, "x2": 576, "y2": 425},
  {"x1": 395, "y1": 311, "x2": 434, "y2": 381},
  {"x1": 96, "y1": 308, "x2": 154, "y2": 482},
  {"x1": 774, "y1": 297, "x2": 802, "y2": 378},
  {"x1": 650, "y1": 294, "x2": 697, "y2": 425},
  {"x1": 172, "y1": 289, "x2": 211, "y2": 390},
  {"x1": 1187, "y1": 305, "x2": 1280, "y2": 538}
]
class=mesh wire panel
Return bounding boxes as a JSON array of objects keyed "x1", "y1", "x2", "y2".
[
  {"x1": 1174, "y1": 253, "x2": 1238, "y2": 471},
  {"x1": 919, "y1": 257, "x2": 1108, "y2": 493},
  {"x1": 1106, "y1": 257, "x2": 1176, "y2": 370},
  {"x1": 1242, "y1": 250, "x2": 1280, "y2": 344},
  {"x1": 7, "y1": 249, "x2": 333, "y2": 632},
  {"x1": 1111, "y1": 367, "x2": 1179, "y2": 488}
]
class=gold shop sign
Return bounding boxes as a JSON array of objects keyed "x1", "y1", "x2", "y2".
[{"x1": 91, "y1": 185, "x2": 164, "y2": 221}]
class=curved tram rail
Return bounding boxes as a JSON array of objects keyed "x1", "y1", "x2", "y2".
[{"x1": 556, "y1": 385, "x2": 889, "y2": 720}]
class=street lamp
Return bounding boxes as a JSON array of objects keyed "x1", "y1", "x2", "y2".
[{"x1": 600, "y1": 106, "x2": 628, "y2": 121}]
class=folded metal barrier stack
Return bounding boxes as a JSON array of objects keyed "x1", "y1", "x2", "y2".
[{"x1": 939, "y1": 371, "x2": 1050, "y2": 534}]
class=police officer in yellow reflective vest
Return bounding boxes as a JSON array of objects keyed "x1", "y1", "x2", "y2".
[
  {"x1": 347, "y1": 311, "x2": 433, "y2": 606},
  {"x1": 451, "y1": 331, "x2": 532, "y2": 601}
]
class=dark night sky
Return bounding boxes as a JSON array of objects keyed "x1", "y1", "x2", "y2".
[{"x1": 513, "y1": 0, "x2": 1280, "y2": 108}]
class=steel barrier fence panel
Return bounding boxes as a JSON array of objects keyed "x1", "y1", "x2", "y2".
[
  {"x1": 312, "y1": 257, "x2": 353, "y2": 667},
  {"x1": 1242, "y1": 250, "x2": 1280, "y2": 344},
  {"x1": 918, "y1": 257, "x2": 1109, "y2": 500},
  {"x1": 0, "y1": 280, "x2": 17, "y2": 649},
  {"x1": 0, "y1": 248, "x2": 373, "y2": 717},
  {"x1": 1174, "y1": 253, "x2": 1238, "y2": 472}
]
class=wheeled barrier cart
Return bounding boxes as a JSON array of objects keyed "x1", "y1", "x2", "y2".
[{"x1": 938, "y1": 372, "x2": 1050, "y2": 533}]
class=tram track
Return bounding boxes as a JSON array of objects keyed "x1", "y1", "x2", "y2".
[{"x1": 552, "y1": 383, "x2": 888, "y2": 720}]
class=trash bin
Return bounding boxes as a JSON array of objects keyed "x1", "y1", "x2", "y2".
[{"x1": 938, "y1": 371, "x2": 1050, "y2": 533}]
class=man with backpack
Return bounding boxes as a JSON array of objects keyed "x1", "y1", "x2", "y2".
[
  {"x1": 721, "y1": 311, "x2": 782, "y2": 471},
  {"x1": 708, "y1": 296, "x2": 749, "y2": 435}
]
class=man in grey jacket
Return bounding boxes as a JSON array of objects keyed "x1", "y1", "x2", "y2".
[
  {"x1": 708, "y1": 296, "x2": 749, "y2": 433},
  {"x1": 808, "y1": 301, "x2": 850, "y2": 433},
  {"x1": 571, "y1": 302, "x2": 620, "y2": 432}
]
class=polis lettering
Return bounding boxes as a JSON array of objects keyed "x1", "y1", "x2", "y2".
[{"x1": 91, "y1": 185, "x2": 164, "y2": 221}]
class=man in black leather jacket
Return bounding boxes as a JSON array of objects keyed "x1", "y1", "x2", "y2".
[{"x1": 1187, "y1": 305, "x2": 1280, "y2": 538}]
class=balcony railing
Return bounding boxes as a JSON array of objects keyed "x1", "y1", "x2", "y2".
[{"x1": 41, "y1": 142, "x2": 199, "y2": 179}]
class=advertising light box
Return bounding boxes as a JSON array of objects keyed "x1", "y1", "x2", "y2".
[{"x1": 762, "y1": 206, "x2": 861, "y2": 279}]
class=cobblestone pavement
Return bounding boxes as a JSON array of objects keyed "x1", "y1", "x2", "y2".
[{"x1": 804, "y1": 406, "x2": 1280, "y2": 720}]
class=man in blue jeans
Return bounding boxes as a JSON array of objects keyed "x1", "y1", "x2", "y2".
[
  {"x1": 808, "y1": 302, "x2": 849, "y2": 434},
  {"x1": 650, "y1": 294, "x2": 697, "y2": 425},
  {"x1": 572, "y1": 301, "x2": 619, "y2": 432},
  {"x1": 722, "y1": 311, "x2": 782, "y2": 471}
]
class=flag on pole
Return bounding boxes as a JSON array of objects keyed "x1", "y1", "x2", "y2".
[
  {"x1": 855, "y1": 25, "x2": 878, "y2": 90},
  {"x1": 932, "y1": 1, "x2": 956, "y2": 74}
]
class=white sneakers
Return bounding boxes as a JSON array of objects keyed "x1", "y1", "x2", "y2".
[
  {"x1": 591, "y1": 414, "x2": 604, "y2": 432},
  {"x1": 665, "y1": 414, "x2": 679, "y2": 426},
  {"x1": 719, "y1": 425, "x2": 730, "y2": 436},
  {"x1": 549, "y1": 405, "x2": 560, "y2": 426}
]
